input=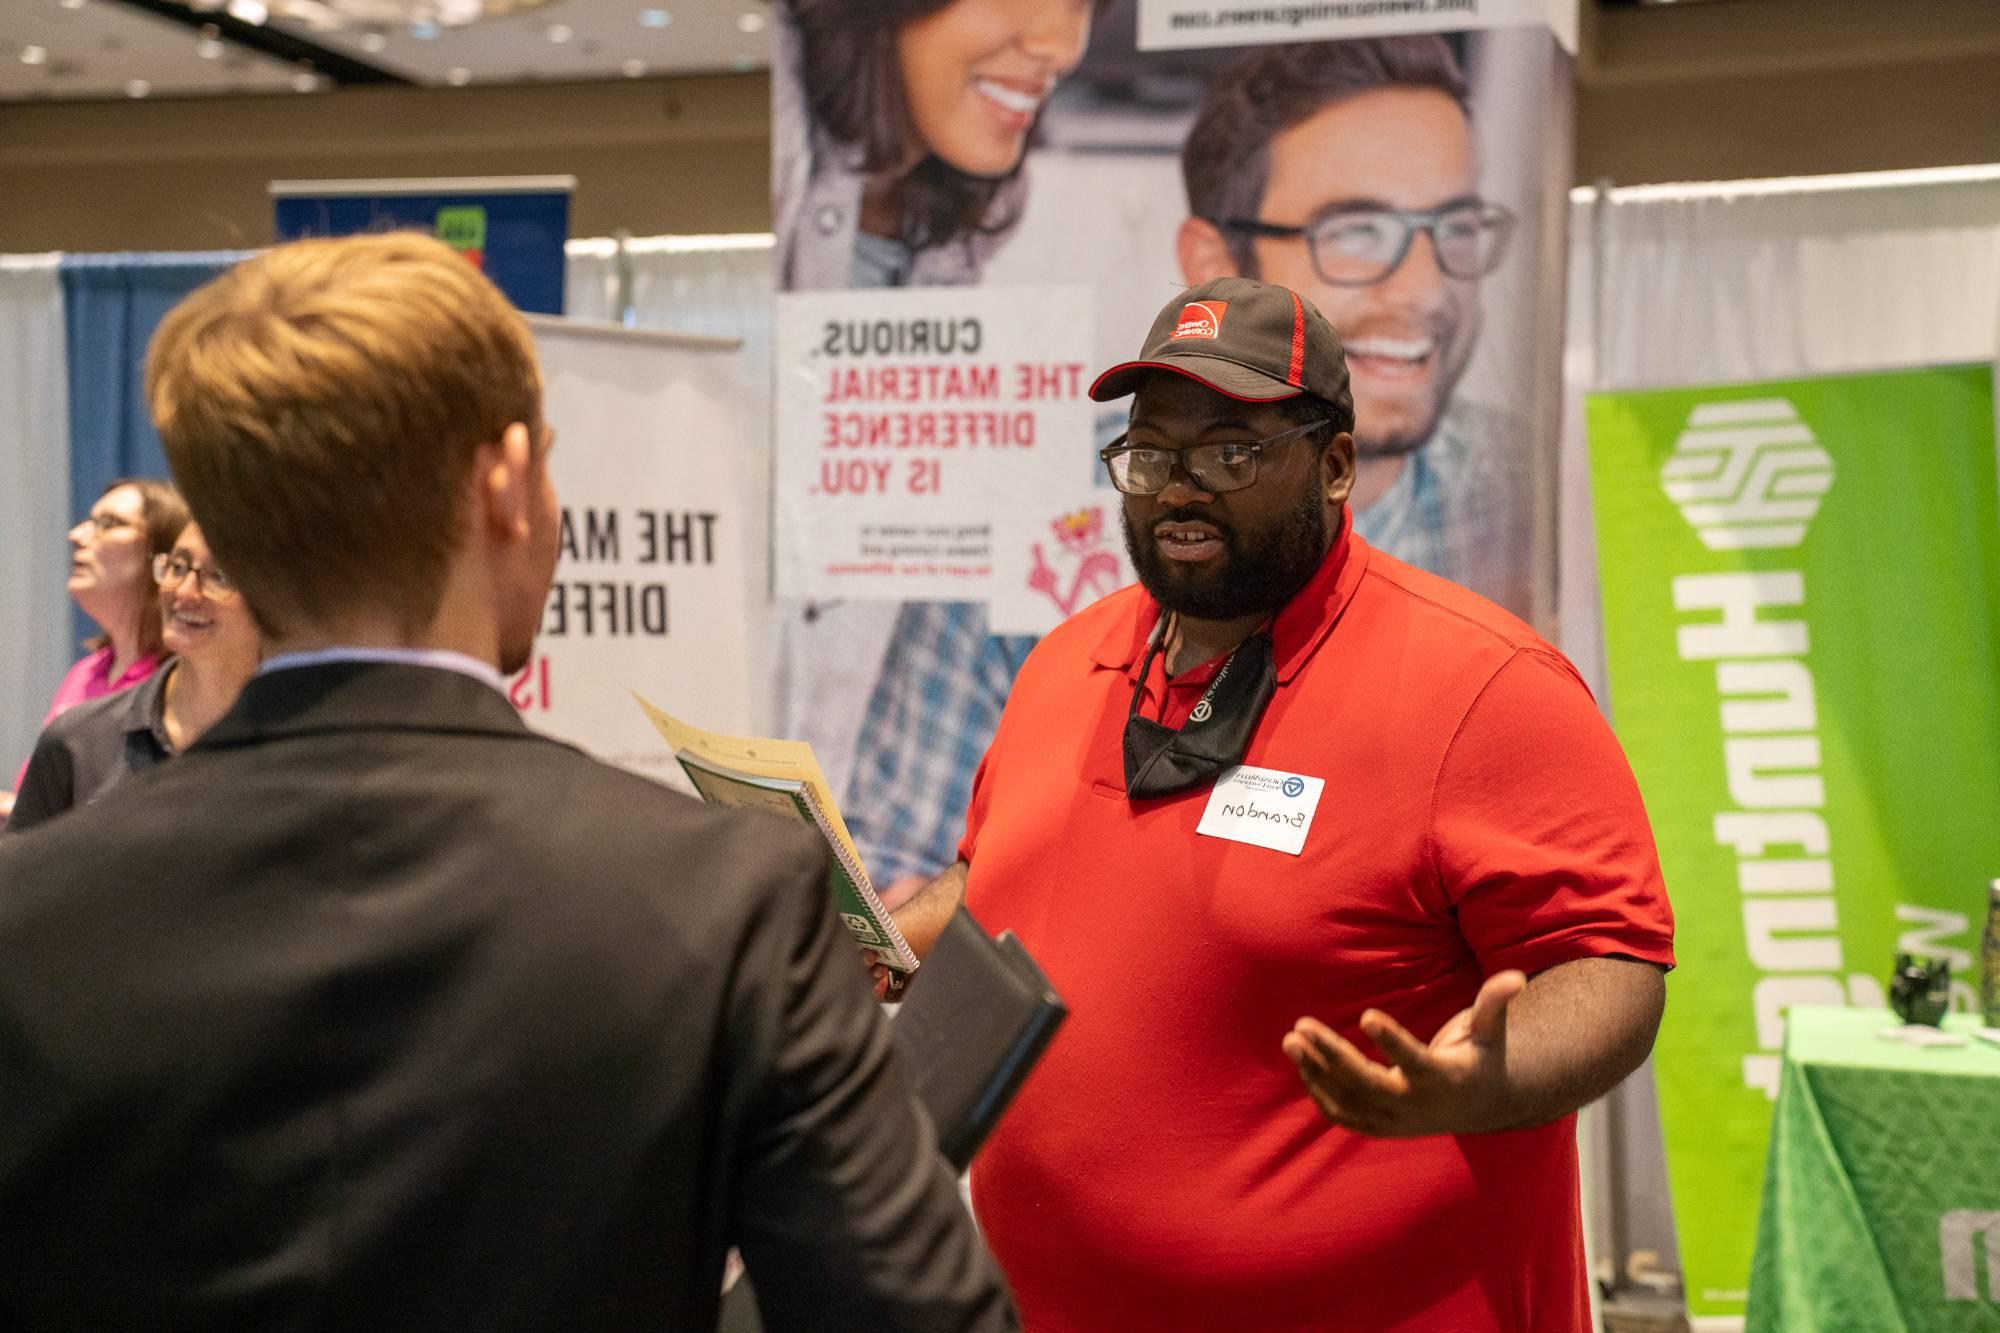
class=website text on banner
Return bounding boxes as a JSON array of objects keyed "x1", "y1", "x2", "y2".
[
  {"x1": 1137, "y1": 0, "x2": 1577, "y2": 54},
  {"x1": 1586, "y1": 364, "x2": 2000, "y2": 1321}
]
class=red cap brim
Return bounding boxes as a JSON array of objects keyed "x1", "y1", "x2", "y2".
[{"x1": 1088, "y1": 354, "x2": 1303, "y2": 403}]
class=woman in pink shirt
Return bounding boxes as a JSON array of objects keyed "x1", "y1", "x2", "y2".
[{"x1": 4, "y1": 479, "x2": 189, "y2": 818}]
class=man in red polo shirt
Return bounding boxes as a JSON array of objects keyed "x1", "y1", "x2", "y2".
[{"x1": 883, "y1": 276, "x2": 1675, "y2": 1332}]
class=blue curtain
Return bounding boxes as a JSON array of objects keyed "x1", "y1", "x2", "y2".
[{"x1": 58, "y1": 251, "x2": 249, "y2": 643}]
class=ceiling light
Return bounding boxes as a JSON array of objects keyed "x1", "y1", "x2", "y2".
[
  {"x1": 545, "y1": 21, "x2": 572, "y2": 42},
  {"x1": 359, "y1": 29, "x2": 387, "y2": 50},
  {"x1": 622, "y1": 58, "x2": 646, "y2": 76},
  {"x1": 193, "y1": 0, "x2": 567, "y2": 31},
  {"x1": 58, "y1": 0, "x2": 87, "y2": 10},
  {"x1": 275, "y1": 0, "x2": 347, "y2": 31},
  {"x1": 126, "y1": 78, "x2": 150, "y2": 97},
  {"x1": 197, "y1": 36, "x2": 224, "y2": 56},
  {"x1": 20, "y1": 45, "x2": 49, "y2": 65},
  {"x1": 638, "y1": 8, "x2": 670, "y2": 27},
  {"x1": 446, "y1": 65, "x2": 471, "y2": 84},
  {"x1": 291, "y1": 70, "x2": 318, "y2": 91},
  {"x1": 736, "y1": 11, "x2": 765, "y2": 33},
  {"x1": 409, "y1": 18, "x2": 438, "y2": 37}
]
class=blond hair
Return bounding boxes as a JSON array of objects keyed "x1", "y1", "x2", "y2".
[{"x1": 145, "y1": 231, "x2": 542, "y2": 637}]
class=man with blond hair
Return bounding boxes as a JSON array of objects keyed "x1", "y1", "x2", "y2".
[{"x1": 0, "y1": 233, "x2": 1015, "y2": 1333}]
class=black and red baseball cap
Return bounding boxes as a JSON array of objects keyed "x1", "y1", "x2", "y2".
[{"x1": 1088, "y1": 276, "x2": 1353, "y2": 417}]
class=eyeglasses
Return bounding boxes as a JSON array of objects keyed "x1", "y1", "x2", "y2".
[
  {"x1": 1220, "y1": 200, "x2": 1516, "y2": 287},
  {"x1": 153, "y1": 552, "x2": 238, "y2": 600},
  {"x1": 1098, "y1": 420, "x2": 1325, "y2": 496},
  {"x1": 83, "y1": 511, "x2": 136, "y2": 534}
]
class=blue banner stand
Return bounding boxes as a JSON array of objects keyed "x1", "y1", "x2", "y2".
[{"x1": 270, "y1": 175, "x2": 574, "y2": 315}]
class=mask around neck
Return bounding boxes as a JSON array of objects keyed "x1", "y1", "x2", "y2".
[{"x1": 1121, "y1": 626, "x2": 1277, "y2": 800}]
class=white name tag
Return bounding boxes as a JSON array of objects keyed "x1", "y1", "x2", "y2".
[{"x1": 1195, "y1": 764, "x2": 1324, "y2": 856}]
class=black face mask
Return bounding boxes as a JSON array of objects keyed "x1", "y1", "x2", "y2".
[{"x1": 1122, "y1": 620, "x2": 1278, "y2": 800}]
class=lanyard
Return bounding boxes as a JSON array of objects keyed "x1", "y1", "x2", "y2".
[{"x1": 1122, "y1": 612, "x2": 1278, "y2": 800}]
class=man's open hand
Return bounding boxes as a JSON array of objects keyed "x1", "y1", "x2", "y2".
[{"x1": 1282, "y1": 969, "x2": 1528, "y2": 1138}]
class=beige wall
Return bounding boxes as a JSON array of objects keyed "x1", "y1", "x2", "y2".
[
  {"x1": 1575, "y1": 0, "x2": 2000, "y2": 186},
  {"x1": 0, "y1": 73, "x2": 770, "y2": 252},
  {"x1": 3, "y1": 0, "x2": 1998, "y2": 253}
]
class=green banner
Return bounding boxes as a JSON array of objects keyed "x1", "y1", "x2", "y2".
[{"x1": 1586, "y1": 365, "x2": 2000, "y2": 1319}]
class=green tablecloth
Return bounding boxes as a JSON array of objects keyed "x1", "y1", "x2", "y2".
[{"x1": 1746, "y1": 1006, "x2": 2000, "y2": 1331}]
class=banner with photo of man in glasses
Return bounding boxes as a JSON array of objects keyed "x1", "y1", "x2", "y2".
[
  {"x1": 771, "y1": 0, "x2": 1576, "y2": 890},
  {"x1": 978, "y1": 7, "x2": 1572, "y2": 623}
]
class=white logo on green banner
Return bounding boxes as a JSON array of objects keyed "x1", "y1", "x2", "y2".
[
  {"x1": 1587, "y1": 364, "x2": 2000, "y2": 1319},
  {"x1": 1662, "y1": 398, "x2": 1834, "y2": 549}
]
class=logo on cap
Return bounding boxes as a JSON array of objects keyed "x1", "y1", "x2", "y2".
[{"x1": 1172, "y1": 301, "x2": 1227, "y2": 341}]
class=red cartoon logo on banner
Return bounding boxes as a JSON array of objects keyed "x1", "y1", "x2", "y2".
[
  {"x1": 1172, "y1": 301, "x2": 1227, "y2": 340},
  {"x1": 1028, "y1": 507, "x2": 1123, "y2": 618}
]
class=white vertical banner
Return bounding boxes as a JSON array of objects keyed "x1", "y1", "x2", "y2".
[
  {"x1": 772, "y1": 0, "x2": 1577, "y2": 878},
  {"x1": 523, "y1": 318, "x2": 761, "y2": 780}
]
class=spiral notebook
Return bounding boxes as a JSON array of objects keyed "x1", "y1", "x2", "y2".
[{"x1": 635, "y1": 694, "x2": 917, "y2": 974}]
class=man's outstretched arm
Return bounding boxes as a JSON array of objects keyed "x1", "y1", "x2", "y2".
[{"x1": 1284, "y1": 955, "x2": 1666, "y2": 1138}]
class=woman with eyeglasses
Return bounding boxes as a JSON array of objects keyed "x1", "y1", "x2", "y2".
[
  {"x1": 10, "y1": 522, "x2": 259, "y2": 832},
  {"x1": 3, "y1": 479, "x2": 189, "y2": 822}
]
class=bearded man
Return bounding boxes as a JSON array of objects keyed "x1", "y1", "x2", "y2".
[{"x1": 882, "y1": 276, "x2": 1675, "y2": 1333}]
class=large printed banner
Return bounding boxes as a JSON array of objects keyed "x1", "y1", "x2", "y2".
[
  {"x1": 771, "y1": 0, "x2": 1574, "y2": 881},
  {"x1": 518, "y1": 319, "x2": 759, "y2": 780},
  {"x1": 1587, "y1": 364, "x2": 2000, "y2": 1319}
]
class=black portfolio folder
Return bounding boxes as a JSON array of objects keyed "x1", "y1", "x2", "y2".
[
  {"x1": 717, "y1": 910, "x2": 1064, "y2": 1333},
  {"x1": 890, "y1": 905, "x2": 1067, "y2": 1172}
]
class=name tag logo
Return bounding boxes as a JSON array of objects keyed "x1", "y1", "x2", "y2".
[{"x1": 1196, "y1": 764, "x2": 1324, "y2": 856}]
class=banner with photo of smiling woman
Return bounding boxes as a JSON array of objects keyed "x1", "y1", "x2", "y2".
[{"x1": 770, "y1": 0, "x2": 1577, "y2": 892}]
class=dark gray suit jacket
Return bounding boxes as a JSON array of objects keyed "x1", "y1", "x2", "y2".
[{"x1": 0, "y1": 662, "x2": 1015, "y2": 1333}]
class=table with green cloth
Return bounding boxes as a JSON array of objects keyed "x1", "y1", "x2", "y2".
[{"x1": 1747, "y1": 1005, "x2": 2000, "y2": 1331}]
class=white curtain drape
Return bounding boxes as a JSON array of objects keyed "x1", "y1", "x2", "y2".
[
  {"x1": 1, "y1": 255, "x2": 75, "y2": 786},
  {"x1": 1560, "y1": 165, "x2": 2000, "y2": 1328}
]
